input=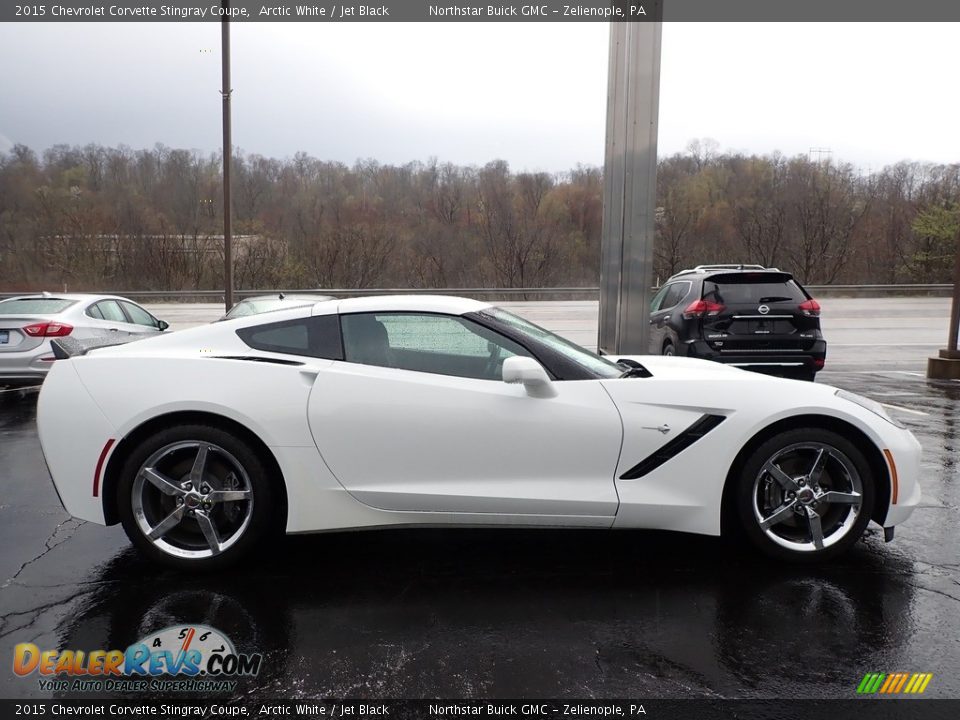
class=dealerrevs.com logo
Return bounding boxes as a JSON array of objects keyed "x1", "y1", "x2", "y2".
[{"x1": 13, "y1": 625, "x2": 261, "y2": 693}]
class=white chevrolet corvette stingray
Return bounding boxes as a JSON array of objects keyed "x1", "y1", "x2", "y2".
[{"x1": 36, "y1": 295, "x2": 921, "y2": 570}]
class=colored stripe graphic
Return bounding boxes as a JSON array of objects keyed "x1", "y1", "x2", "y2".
[
  {"x1": 893, "y1": 673, "x2": 910, "y2": 693},
  {"x1": 879, "y1": 674, "x2": 896, "y2": 693},
  {"x1": 857, "y1": 672, "x2": 933, "y2": 694},
  {"x1": 857, "y1": 673, "x2": 880, "y2": 694}
]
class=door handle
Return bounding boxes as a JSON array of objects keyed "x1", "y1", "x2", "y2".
[
  {"x1": 299, "y1": 368, "x2": 320, "y2": 387},
  {"x1": 641, "y1": 424, "x2": 671, "y2": 435}
]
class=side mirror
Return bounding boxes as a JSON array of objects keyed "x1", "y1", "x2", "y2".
[
  {"x1": 502, "y1": 356, "x2": 556, "y2": 398},
  {"x1": 157, "y1": 320, "x2": 170, "y2": 331}
]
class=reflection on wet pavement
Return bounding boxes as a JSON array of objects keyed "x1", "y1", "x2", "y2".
[{"x1": 1, "y1": 372, "x2": 958, "y2": 699}]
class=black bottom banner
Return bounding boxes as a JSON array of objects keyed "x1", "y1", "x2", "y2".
[{"x1": 2, "y1": 699, "x2": 959, "y2": 720}]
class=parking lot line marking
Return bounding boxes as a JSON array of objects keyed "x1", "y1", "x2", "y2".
[{"x1": 880, "y1": 403, "x2": 929, "y2": 416}]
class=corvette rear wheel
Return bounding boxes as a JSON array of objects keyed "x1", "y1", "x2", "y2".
[
  {"x1": 118, "y1": 425, "x2": 274, "y2": 571},
  {"x1": 737, "y1": 428, "x2": 874, "y2": 562}
]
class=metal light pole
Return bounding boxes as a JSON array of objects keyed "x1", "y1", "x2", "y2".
[{"x1": 221, "y1": 0, "x2": 234, "y2": 312}]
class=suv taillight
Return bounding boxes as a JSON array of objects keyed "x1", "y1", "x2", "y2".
[
  {"x1": 682, "y1": 300, "x2": 725, "y2": 319},
  {"x1": 23, "y1": 322, "x2": 73, "y2": 337},
  {"x1": 798, "y1": 299, "x2": 821, "y2": 317}
]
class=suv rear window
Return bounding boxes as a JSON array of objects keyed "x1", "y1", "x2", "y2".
[
  {"x1": 702, "y1": 274, "x2": 807, "y2": 305},
  {"x1": 0, "y1": 298, "x2": 77, "y2": 314}
]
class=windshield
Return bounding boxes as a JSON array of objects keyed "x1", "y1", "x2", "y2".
[
  {"x1": 484, "y1": 307, "x2": 623, "y2": 379},
  {"x1": 225, "y1": 296, "x2": 332, "y2": 319},
  {"x1": 0, "y1": 298, "x2": 77, "y2": 315},
  {"x1": 225, "y1": 300, "x2": 282, "y2": 319}
]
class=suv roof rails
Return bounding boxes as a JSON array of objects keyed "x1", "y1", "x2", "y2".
[
  {"x1": 667, "y1": 264, "x2": 783, "y2": 280},
  {"x1": 693, "y1": 264, "x2": 769, "y2": 271}
]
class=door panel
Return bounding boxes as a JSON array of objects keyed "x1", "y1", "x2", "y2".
[
  {"x1": 119, "y1": 300, "x2": 162, "y2": 335},
  {"x1": 307, "y1": 362, "x2": 624, "y2": 517}
]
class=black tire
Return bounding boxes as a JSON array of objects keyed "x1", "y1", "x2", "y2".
[
  {"x1": 662, "y1": 342, "x2": 675, "y2": 357},
  {"x1": 736, "y1": 427, "x2": 874, "y2": 563},
  {"x1": 117, "y1": 424, "x2": 276, "y2": 571}
]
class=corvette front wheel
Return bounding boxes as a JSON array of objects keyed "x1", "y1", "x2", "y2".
[
  {"x1": 737, "y1": 428, "x2": 875, "y2": 562},
  {"x1": 117, "y1": 425, "x2": 275, "y2": 571}
]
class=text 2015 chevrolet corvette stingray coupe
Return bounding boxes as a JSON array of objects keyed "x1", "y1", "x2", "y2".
[{"x1": 36, "y1": 296, "x2": 921, "y2": 570}]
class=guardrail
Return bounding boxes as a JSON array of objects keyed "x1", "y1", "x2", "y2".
[{"x1": 0, "y1": 284, "x2": 954, "y2": 302}]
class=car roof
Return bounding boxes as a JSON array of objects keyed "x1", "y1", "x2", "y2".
[
  {"x1": 331, "y1": 295, "x2": 492, "y2": 316},
  {"x1": 0, "y1": 293, "x2": 132, "y2": 303},
  {"x1": 665, "y1": 265, "x2": 789, "y2": 283},
  {"x1": 237, "y1": 294, "x2": 333, "y2": 303}
]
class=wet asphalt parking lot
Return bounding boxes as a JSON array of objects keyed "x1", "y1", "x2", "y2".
[{"x1": 0, "y1": 299, "x2": 958, "y2": 701}]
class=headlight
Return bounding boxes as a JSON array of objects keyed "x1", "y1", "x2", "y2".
[{"x1": 835, "y1": 389, "x2": 906, "y2": 429}]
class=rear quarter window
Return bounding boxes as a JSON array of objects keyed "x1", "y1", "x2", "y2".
[
  {"x1": 236, "y1": 315, "x2": 343, "y2": 360},
  {"x1": 661, "y1": 282, "x2": 691, "y2": 309}
]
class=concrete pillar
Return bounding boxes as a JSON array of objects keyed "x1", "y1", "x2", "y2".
[
  {"x1": 598, "y1": 17, "x2": 662, "y2": 356},
  {"x1": 927, "y1": 230, "x2": 960, "y2": 379}
]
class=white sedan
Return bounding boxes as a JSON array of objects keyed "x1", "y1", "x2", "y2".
[
  {"x1": 0, "y1": 292, "x2": 168, "y2": 387},
  {"x1": 36, "y1": 295, "x2": 921, "y2": 570}
]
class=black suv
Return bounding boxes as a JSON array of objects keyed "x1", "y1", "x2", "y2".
[{"x1": 649, "y1": 264, "x2": 826, "y2": 381}]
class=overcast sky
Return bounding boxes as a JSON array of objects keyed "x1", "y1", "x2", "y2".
[{"x1": 1, "y1": 22, "x2": 958, "y2": 171}]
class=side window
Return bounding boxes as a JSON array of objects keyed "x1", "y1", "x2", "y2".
[
  {"x1": 86, "y1": 303, "x2": 105, "y2": 320},
  {"x1": 650, "y1": 285, "x2": 670, "y2": 312},
  {"x1": 120, "y1": 301, "x2": 158, "y2": 328},
  {"x1": 662, "y1": 282, "x2": 691, "y2": 310},
  {"x1": 94, "y1": 300, "x2": 127, "y2": 323},
  {"x1": 236, "y1": 315, "x2": 342, "y2": 359},
  {"x1": 341, "y1": 312, "x2": 533, "y2": 381}
]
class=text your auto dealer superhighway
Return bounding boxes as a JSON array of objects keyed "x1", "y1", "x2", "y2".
[{"x1": 45, "y1": 5, "x2": 247, "y2": 17}]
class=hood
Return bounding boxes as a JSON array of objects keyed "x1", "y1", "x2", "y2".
[{"x1": 614, "y1": 354, "x2": 764, "y2": 379}]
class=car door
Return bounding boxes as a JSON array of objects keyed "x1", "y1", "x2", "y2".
[
  {"x1": 649, "y1": 282, "x2": 690, "y2": 354},
  {"x1": 117, "y1": 300, "x2": 163, "y2": 336},
  {"x1": 648, "y1": 285, "x2": 671, "y2": 353},
  {"x1": 307, "y1": 312, "x2": 624, "y2": 519},
  {"x1": 84, "y1": 300, "x2": 138, "y2": 336}
]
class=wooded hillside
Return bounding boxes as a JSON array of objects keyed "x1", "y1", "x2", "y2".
[{"x1": 1, "y1": 143, "x2": 956, "y2": 292}]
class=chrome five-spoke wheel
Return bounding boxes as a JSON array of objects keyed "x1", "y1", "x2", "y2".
[
  {"x1": 738, "y1": 428, "x2": 874, "y2": 561},
  {"x1": 132, "y1": 441, "x2": 254, "y2": 559},
  {"x1": 118, "y1": 424, "x2": 275, "y2": 570},
  {"x1": 753, "y1": 442, "x2": 862, "y2": 552}
]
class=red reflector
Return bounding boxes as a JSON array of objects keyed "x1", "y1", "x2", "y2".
[
  {"x1": 93, "y1": 439, "x2": 116, "y2": 497},
  {"x1": 814, "y1": 358, "x2": 825, "y2": 369},
  {"x1": 683, "y1": 299, "x2": 725, "y2": 319},
  {"x1": 798, "y1": 298, "x2": 821, "y2": 316},
  {"x1": 23, "y1": 322, "x2": 74, "y2": 337}
]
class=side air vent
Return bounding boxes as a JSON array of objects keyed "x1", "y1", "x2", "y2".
[{"x1": 619, "y1": 414, "x2": 727, "y2": 480}]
